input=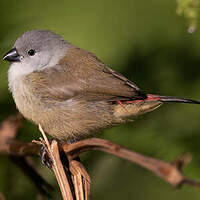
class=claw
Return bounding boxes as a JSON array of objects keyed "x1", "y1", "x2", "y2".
[{"x1": 40, "y1": 145, "x2": 53, "y2": 169}]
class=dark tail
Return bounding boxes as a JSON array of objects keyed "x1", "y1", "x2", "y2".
[{"x1": 147, "y1": 94, "x2": 200, "y2": 104}]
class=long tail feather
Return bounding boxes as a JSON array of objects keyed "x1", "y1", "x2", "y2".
[{"x1": 147, "y1": 94, "x2": 200, "y2": 104}]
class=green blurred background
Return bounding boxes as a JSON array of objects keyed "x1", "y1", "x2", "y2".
[{"x1": 1, "y1": 0, "x2": 200, "y2": 199}]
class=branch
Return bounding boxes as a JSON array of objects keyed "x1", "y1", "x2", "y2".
[
  {"x1": 38, "y1": 125, "x2": 74, "y2": 200},
  {"x1": 0, "y1": 113, "x2": 200, "y2": 199},
  {"x1": 0, "y1": 114, "x2": 53, "y2": 198},
  {"x1": 69, "y1": 160, "x2": 91, "y2": 200},
  {"x1": 62, "y1": 138, "x2": 200, "y2": 188},
  {"x1": 1, "y1": 135, "x2": 200, "y2": 189},
  {"x1": 0, "y1": 113, "x2": 40, "y2": 157}
]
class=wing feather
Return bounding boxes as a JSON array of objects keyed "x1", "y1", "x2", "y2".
[{"x1": 24, "y1": 46, "x2": 146, "y2": 102}]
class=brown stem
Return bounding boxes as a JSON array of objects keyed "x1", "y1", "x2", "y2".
[
  {"x1": 62, "y1": 138, "x2": 199, "y2": 188},
  {"x1": 0, "y1": 114, "x2": 53, "y2": 199},
  {"x1": 38, "y1": 125, "x2": 74, "y2": 200},
  {"x1": 0, "y1": 114, "x2": 200, "y2": 194}
]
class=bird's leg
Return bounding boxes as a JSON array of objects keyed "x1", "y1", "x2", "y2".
[
  {"x1": 40, "y1": 145, "x2": 53, "y2": 169},
  {"x1": 40, "y1": 137, "x2": 80, "y2": 169},
  {"x1": 66, "y1": 138, "x2": 80, "y2": 144}
]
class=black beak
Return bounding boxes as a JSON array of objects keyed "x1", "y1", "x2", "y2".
[{"x1": 3, "y1": 48, "x2": 21, "y2": 62}]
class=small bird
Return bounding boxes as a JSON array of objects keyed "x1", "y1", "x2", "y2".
[{"x1": 3, "y1": 30, "x2": 200, "y2": 140}]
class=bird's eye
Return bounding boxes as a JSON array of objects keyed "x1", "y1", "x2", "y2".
[{"x1": 28, "y1": 49, "x2": 36, "y2": 56}]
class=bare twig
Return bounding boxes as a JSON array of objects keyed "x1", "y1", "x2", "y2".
[
  {"x1": 70, "y1": 160, "x2": 91, "y2": 200},
  {"x1": 62, "y1": 138, "x2": 199, "y2": 188},
  {"x1": 39, "y1": 125, "x2": 74, "y2": 200},
  {"x1": 0, "y1": 113, "x2": 40, "y2": 157},
  {"x1": 0, "y1": 133, "x2": 199, "y2": 189},
  {"x1": 0, "y1": 113, "x2": 200, "y2": 200},
  {"x1": 0, "y1": 114, "x2": 53, "y2": 198}
]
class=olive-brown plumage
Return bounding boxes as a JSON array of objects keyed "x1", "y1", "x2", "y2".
[{"x1": 3, "y1": 30, "x2": 200, "y2": 140}]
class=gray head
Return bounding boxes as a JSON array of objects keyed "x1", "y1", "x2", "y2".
[{"x1": 3, "y1": 30, "x2": 69, "y2": 72}]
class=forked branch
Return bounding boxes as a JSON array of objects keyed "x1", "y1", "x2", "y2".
[{"x1": 0, "y1": 113, "x2": 200, "y2": 200}]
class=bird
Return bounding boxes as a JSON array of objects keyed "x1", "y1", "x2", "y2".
[{"x1": 3, "y1": 30, "x2": 200, "y2": 141}]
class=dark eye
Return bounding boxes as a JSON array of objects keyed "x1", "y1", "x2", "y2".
[{"x1": 28, "y1": 49, "x2": 36, "y2": 56}]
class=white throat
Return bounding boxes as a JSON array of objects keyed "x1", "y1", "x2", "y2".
[{"x1": 8, "y1": 62, "x2": 34, "y2": 94}]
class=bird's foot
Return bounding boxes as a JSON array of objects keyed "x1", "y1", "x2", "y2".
[
  {"x1": 39, "y1": 137, "x2": 79, "y2": 169},
  {"x1": 67, "y1": 138, "x2": 79, "y2": 144},
  {"x1": 40, "y1": 145, "x2": 53, "y2": 169}
]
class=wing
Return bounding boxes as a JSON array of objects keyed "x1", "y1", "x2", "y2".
[{"x1": 24, "y1": 46, "x2": 146, "y2": 102}]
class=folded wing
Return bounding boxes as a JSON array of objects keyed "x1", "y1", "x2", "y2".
[{"x1": 25, "y1": 46, "x2": 146, "y2": 103}]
